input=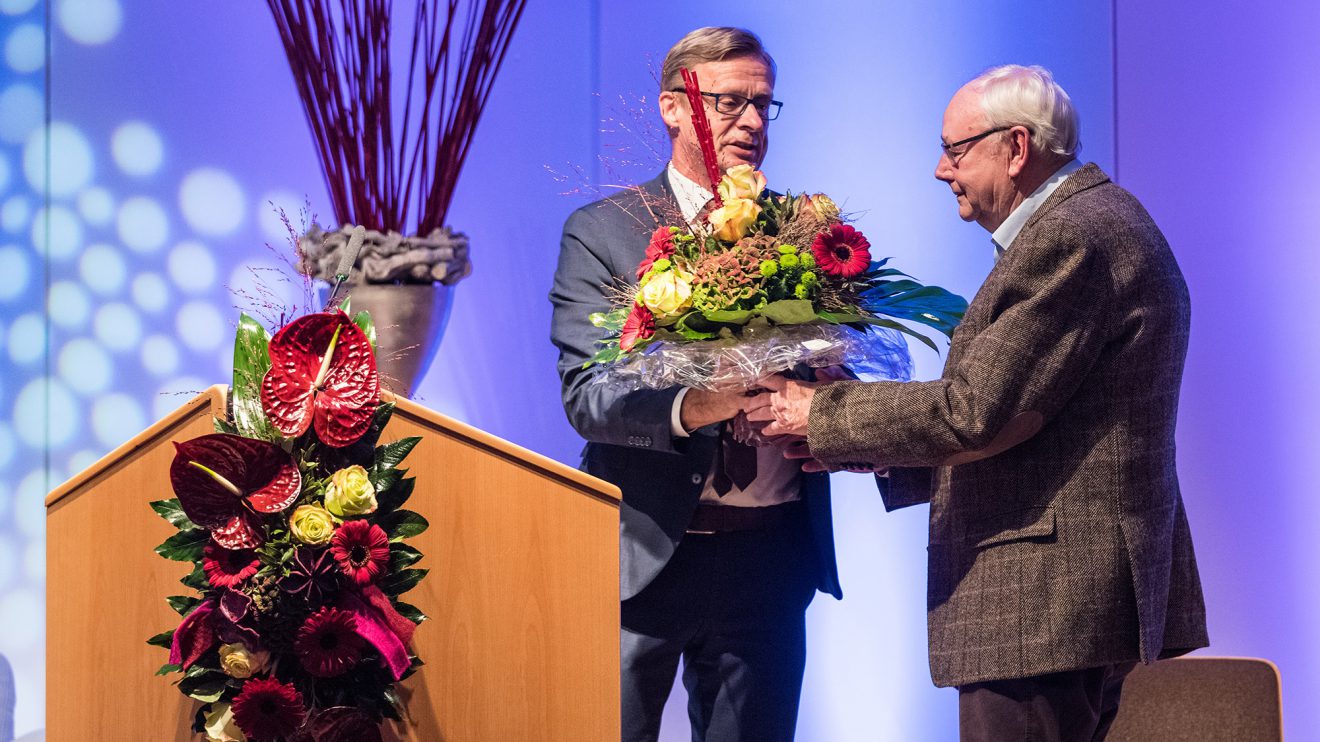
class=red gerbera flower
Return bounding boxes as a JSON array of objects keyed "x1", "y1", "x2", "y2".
[
  {"x1": 619, "y1": 303, "x2": 656, "y2": 353},
  {"x1": 811, "y1": 224, "x2": 872, "y2": 278},
  {"x1": 202, "y1": 542, "x2": 260, "y2": 589},
  {"x1": 330, "y1": 520, "x2": 391, "y2": 587},
  {"x1": 295, "y1": 607, "x2": 365, "y2": 678},
  {"x1": 231, "y1": 676, "x2": 307, "y2": 740},
  {"x1": 261, "y1": 311, "x2": 380, "y2": 448},
  {"x1": 636, "y1": 226, "x2": 676, "y2": 278},
  {"x1": 170, "y1": 433, "x2": 302, "y2": 549}
]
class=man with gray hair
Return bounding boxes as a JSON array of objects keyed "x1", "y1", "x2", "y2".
[
  {"x1": 550, "y1": 26, "x2": 840, "y2": 742},
  {"x1": 745, "y1": 64, "x2": 1208, "y2": 740}
]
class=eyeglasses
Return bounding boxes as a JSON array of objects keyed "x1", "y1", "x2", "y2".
[
  {"x1": 939, "y1": 126, "x2": 1013, "y2": 162},
  {"x1": 671, "y1": 90, "x2": 783, "y2": 121}
]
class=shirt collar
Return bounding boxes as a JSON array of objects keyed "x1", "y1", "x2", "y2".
[
  {"x1": 666, "y1": 162, "x2": 714, "y2": 224},
  {"x1": 991, "y1": 159, "x2": 1082, "y2": 259}
]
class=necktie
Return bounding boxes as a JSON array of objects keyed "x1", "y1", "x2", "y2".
[{"x1": 710, "y1": 420, "x2": 758, "y2": 497}]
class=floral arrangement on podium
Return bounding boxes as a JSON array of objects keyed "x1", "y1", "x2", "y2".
[
  {"x1": 585, "y1": 71, "x2": 967, "y2": 394},
  {"x1": 149, "y1": 309, "x2": 429, "y2": 742}
]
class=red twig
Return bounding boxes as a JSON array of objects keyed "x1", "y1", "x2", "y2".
[
  {"x1": 680, "y1": 67, "x2": 723, "y2": 209},
  {"x1": 265, "y1": 0, "x2": 528, "y2": 235}
]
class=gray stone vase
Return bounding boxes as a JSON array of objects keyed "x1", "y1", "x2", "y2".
[{"x1": 302, "y1": 225, "x2": 470, "y2": 398}]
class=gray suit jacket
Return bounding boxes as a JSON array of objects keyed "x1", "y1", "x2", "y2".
[
  {"x1": 808, "y1": 164, "x2": 1208, "y2": 687},
  {"x1": 550, "y1": 173, "x2": 841, "y2": 602}
]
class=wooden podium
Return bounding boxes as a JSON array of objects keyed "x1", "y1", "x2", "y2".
[{"x1": 45, "y1": 386, "x2": 621, "y2": 740}]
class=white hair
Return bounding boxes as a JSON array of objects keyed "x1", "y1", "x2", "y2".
[{"x1": 969, "y1": 64, "x2": 1080, "y2": 158}]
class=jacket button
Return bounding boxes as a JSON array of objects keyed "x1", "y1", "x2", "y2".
[{"x1": 691, "y1": 473, "x2": 703, "y2": 485}]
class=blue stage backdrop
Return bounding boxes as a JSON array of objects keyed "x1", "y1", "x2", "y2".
[{"x1": 0, "y1": 1, "x2": 1314, "y2": 738}]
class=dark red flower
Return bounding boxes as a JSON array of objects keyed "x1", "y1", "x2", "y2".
[
  {"x1": 170, "y1": 434, "x2": 302, "y2": 549},
  {"x1": 202, "y1": 543, "x2": 260, "y2": 589},
  {"x1": 636, "y1": 226, "x2": 676, "y2": 278},
  {"x1": 281, "y1": 547, "x2": 341, "y2": 607},
  {"x1": 295, "y1": 607, "x2": 365, "y2": 677},
  {"x1": 619, "y1": 304, "x2": 656, "y2": 353},
  {"x1": 261, "y1": 311, "x2": 379, "y2": 448},
  {"x1": 330, "y1": 520, "x2": 391, "y2": 587},
  {"x1": 169, "y1": 599, "x2": 217, "y2": 670},
  {"x1": 231, "y1": 676, "x2": 307, "y2": 739},
  {"x1": 811, "y1": 224, "x2": 872, "y2": 278}
]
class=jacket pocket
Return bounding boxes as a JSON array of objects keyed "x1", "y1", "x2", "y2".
[{"x1": 966, "y1": 506, "x2": 1056, "y2": 548}]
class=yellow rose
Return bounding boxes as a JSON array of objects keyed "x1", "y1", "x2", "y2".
[
  {"x1": 810, "y1": 193, "x2": 840, "y2": 223},
  {"x1": 289, "y1": 504, "x2": 336, "y2": 546},
  {"x1": 637, "y1": 267, "x2": 694, "y2": 317},
  {"x1": 717, "y1": 164, "x2": 767, "y2": 202},
  {"x1": 218, "y1": 642, "x2": 269, "y2": 679},
  {"x1": 325, "y1": 464, "x2": 378, "y2": 518},
  {"x1": 708, "y1": 198, "x2": 761, "y2": 242},
  {"x1": 203, "y1": 702, "x2": 247, "y2": 742}
]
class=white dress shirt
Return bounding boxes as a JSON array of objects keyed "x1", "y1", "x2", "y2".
[
  {"x1": 992, "y1": 159, "x2": 1083, "y2": 260},
  {"x1": 663, "y1": 163, "x2": 801, "y2": 507}
]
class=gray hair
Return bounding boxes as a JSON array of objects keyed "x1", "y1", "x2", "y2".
[
  {"x1": 970, "y1": 64, "x2": 1080, "y2": 158},
  {"x1": 660, "y1": 27, "x2": 776, "y2": 92}
]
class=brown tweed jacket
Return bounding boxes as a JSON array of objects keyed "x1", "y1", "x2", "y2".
[{"x1": 808, "y1": 164, "x2": 1208, "y2": 687}]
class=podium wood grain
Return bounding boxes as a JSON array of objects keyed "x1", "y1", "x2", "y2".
[{"x1": 46, "y1": 387, "x2": 621, "y2": 740}]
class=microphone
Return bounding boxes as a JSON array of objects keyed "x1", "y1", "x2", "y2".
[{"x1": 325, "y1": 225, "x2": 366, "y2": 310}]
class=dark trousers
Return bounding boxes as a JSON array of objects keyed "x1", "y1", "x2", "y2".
[
  {"x1": 958, "y1": 662, "x2": 1138, "y2": 742},
  {"x1": 620, "y1": 503, "x2": 818, "y2": 742}
]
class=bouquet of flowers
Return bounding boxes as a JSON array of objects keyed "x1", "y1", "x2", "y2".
[
  {"x1": 585, "y1": 162, "x2": 968, "y2": 392},
  {"x1": 149, "y1": 308, "x2": 427, "y2": 742}
]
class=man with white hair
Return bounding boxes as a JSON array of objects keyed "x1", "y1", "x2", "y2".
[{"x1": 745, "y1": 65, "x2": 1208, "y2": 740}]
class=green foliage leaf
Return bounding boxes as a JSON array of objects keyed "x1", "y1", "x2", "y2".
[
  {"x1": 589, "y1": 307, "x2": 629, "y2": 333},
  {"x1": 155, "y1": 662, "x2": 182, "y2": 676},
  {"x1": 213, "y1": 418, "x2": 238, "y2": 435},
  {"x1": 377, "y1": 509, "x2": 429, "y2": 542},
  {"x1": 353, "y1": 310, "x2": 377, "y2": 351},
  {"x1": 378, "y1": 567, "x2": 428, "y2": 597},
  {"x1": 702, "y1": 308, "x2": 753, "y2": 325},
  {"x1": 859, "y1": 274, "x2": 968, "y2": 338},
  {"x1": 181, "y1": 563, "x2": 209, "y2": 591},
  {"x1": 375, "y1": 437, "x2": 421, "y2": 471},
  {"x1": 231, "y1": 313, "x2": 280, "y2": 441},
  {"x1": 760, "y1": 299, "x2": 818, "y2": 325},
  {"x1": 376, "y1": 476, "x2": 415, "y2": 514},
  {"x1": 147, "y1": 630, "x2": 175, "y2": 649},
  {"x1": 393, "y1": 601, "x2": 428, "y2": 625},
  {"x1": 389, "y1": 543, "x2": 424, "y2": 571},
  {"x1": 817, "y1": 312, "x2": 939, "y2": 352},
  {"x1": 155, "y1": 528, "x2": 210, "y2": 563},
  {"x1": 150, "y1": 499, "x2": 197, "y2": 530},
  {"x1": 167, "y1": 594, "x2": 202, "y2": 616},
  {"x1": 178, "y1": 667, "x2": 228, "y2": 703}
]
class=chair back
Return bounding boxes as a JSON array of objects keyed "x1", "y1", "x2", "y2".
[{"x1": 1107, "y1": 657, "x2": 1283, "y2": 742}]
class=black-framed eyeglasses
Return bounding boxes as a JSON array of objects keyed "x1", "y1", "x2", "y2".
[
  {"x1": 939, "y1": 126, "x2": 1013, "y2": 161},
  {"x1": 671, "y1": 90, "x2": 783, "y2": 121}
]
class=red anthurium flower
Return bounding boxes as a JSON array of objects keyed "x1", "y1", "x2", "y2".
[
  {"x1": 811, "y1": 224, "x2": 872, "y2": 278},
  {"x1": 169, "y1": 599, "x2": 217, "y2": 670},
  {"x1": 170, "y1": 433, "x2": 302, "y2": 549},
  {"x1": 261, "y1": 311, "x2": 379, "y2": 448},
  {"x1": 619, "y1": 304, "x2": 655, "y2": 353}
]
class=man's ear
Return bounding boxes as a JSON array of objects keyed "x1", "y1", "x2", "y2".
[
  {"x1": 1006, "y1": 125, "x2": 1031, "y2": 178},
  {"x1": 659, "y1": 90, "x2": 687, "y2": 131}
]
